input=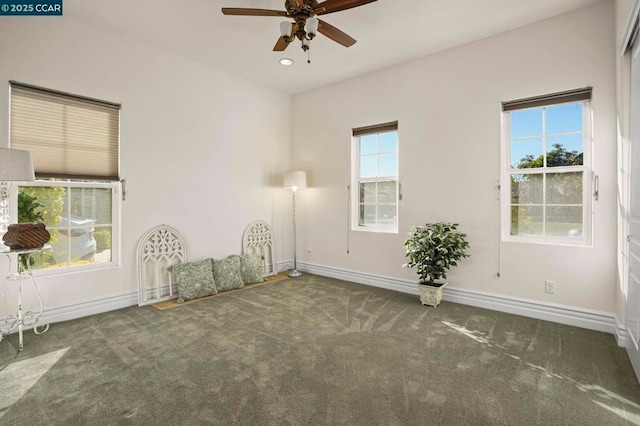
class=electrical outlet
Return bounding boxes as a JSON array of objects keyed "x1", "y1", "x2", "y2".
[{"x1": 545, "y1": 280, "x2": 556, "y2": 294}]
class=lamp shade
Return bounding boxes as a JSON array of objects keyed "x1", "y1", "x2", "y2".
[
  {"x1": 0, "y1": 148, "x2": 35, "y2": 181},
  {"x1": 283, "y1": 170, "x2": 307, "y2": 191}
]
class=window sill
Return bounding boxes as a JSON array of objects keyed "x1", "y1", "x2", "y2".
[
  {"x1": 352, "y1": 226, "x2": 398, "y2": 234},
  {"x1": 501, "y1": 235, "x2": 592, "y2": 248}
]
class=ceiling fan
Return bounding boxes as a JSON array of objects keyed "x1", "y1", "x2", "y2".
[{"x1": 221, "y1": 0, "x2": 378, "y2": 59}]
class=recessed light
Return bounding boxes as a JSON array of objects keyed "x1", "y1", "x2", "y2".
[{"x1": 279, "y1": 58, "x2": 294, "y2": 66}]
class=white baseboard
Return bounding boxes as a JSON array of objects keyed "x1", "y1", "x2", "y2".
[
  {"x1": 276, "y1": 260, "x2": 293, "y2": 273},
  {"x1": 2, "y1": 260, "x2": 294, "y2": 334},
  {"x1": 41, "y1": 291, "x2": 138, "y2": 325},
  {"x1": 38, "y1": 260, "x2": 294, "y2": 325},
  {"x1": 616, "y1": 317, "x2": 629, "y2": 347},
  {"x1": 1, "y1": 290, "x2": 138, "y2": 335},
  {"x1": 297, "y1": 261, "x2": 624, "y2": 346},
  {"x1": 2, "y1": 259, "x2": 624, "y2": 348}
]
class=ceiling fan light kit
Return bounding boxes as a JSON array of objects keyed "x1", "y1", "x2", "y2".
[
  {"x1": 280, "y1": 21, "x2": 292, "y2": 38},
  {"x1": 222, "y1": 0, "x2": 377, "y2": 63},
  {"x1": 306, "y1": 16, "x2": 319, "y2": 34}
]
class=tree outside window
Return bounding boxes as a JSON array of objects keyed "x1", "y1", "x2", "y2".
[{"x1": 505, "y1": 98, "x2": 590, "y2": 242}]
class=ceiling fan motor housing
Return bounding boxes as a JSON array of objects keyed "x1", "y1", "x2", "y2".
[
  {"x1": 285, "y1": 0, "x2": 315, "y2": 16},
  {"x1": 285, "y1": 1, "x2": 314, "y2": 41}
]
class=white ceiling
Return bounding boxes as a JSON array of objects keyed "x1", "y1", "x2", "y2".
[{"x1": 65, "y1": 0, "x2": 602, "y2": 95}]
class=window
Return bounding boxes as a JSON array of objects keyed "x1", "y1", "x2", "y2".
[
  {"x1": 501, "y1": 88, "x2": 592, "y2": 244},
  {"x1": 9, "y1": 82, "x2": 120, "y2": 271},
  {"x1": 351, "y1": 121, "x2": 399, "y2": 233},
  {"x1": 18, "y1": 181, "x2": 118, "y2": 270}
]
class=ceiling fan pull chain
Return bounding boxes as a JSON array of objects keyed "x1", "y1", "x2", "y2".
[{"x1": 308, "y1": 48, "x2": 311, "y2": 64}]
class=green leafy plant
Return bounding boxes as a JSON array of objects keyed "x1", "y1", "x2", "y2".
[
  {"x1": 19, "y1": 186, "x2": 65, "y2": 228},
  {"x1": 18, "y1": 192, "x2": 44, "y2": 223},
  {"x1": 403, "y1": 222, "x2": 470, "y2": 284},
  {"x1": 16, "y1": 192, "x2": 45, "y2": 270},
  {"x1": 18, "y1": 186, "x2": 65, "y2": 269}
]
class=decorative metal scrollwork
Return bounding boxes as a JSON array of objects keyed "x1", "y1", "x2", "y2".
[
  {"x1": 0, "y1": 182, "x2": 9, "y2": 235},
  {"x1": 137, "y1": 225, "x2": 187, "y2": 306},
  {"x1": 242, "y1": 220, "x2": 277, "y2": 277}
]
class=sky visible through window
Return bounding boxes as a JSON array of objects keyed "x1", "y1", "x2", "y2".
[
  {"x1": 360, "y1": 131, "x2": 398, "y2": 178},
  {"x1": 510, "y1": 102, "x2": 583, "y2": 168}
]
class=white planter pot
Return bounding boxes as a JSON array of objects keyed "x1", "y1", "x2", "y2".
[{"x1": 418, "y1": 282, "x2": 447, "y2": 307}]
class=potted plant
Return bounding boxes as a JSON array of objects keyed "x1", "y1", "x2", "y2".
[{"x1": 403, "y1": 222, "x2": 470, "y2": 307}]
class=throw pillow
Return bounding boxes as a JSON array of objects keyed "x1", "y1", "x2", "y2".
[
  {"x1": 174, "y1": 259, "x2": 218, "y2": 303},
  {"x1": 212, "y1": 256, "x2": 244, "y2": 292},
  {"x1": 237, "y1": 253, "x2": 264, "y2": 284}
]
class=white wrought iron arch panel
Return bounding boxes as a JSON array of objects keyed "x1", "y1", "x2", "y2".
[
  {"x1": 137, "y1": 224, "x2": 187, "y2": 306},
  {"x1": 242, "y1": 220, "x2": 277, "y2": 277}
]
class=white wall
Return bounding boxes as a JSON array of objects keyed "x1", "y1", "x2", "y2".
[
  {"x1": 0, "y1": 16, "x2": 292, "y2": 316},
  {"x1": 292, "y1": 1, "x2": 618, "y2": 314}
]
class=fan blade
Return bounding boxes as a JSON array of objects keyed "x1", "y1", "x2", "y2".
[
  {"x1": 318, "y1": 19, "x2": 356, "y2": 47},
  {"x1": 221, "y1": 8, "x2": 288, "y2": 17},
  {"x1": 273, "y1": 36, "x2": 293, "y2": 51},
  {"x1": 316, "y1": 0, "x2": 377, "y2": 15}
]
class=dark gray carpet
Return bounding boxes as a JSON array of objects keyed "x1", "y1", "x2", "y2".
[{"x1": 0, "y1": 274, "x2": 639, "y2": 425}]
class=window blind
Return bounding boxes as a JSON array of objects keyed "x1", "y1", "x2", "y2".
[
  {"x1": 10, "y1": 82, "x2": 120, "y2": 181},
  {"x1": 352, "y1": 121, "x2": 398, "y2": 136},
  {"x1": 502, "y1": 87, "x2": 592, "y2": 112}
]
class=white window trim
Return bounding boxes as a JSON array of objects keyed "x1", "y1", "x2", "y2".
[
  {"x1": 350, "y1": 132, "x2": 399, "y2": 234},
  {"x1": 12, "y1": 179, "x2": 121, "y2": 275},
  {"x1": 500, "y1": 100, "x2": 593, "y2": 246}
]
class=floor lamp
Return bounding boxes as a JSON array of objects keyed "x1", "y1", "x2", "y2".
[
  {"x1": 283, "y1": 170, "x2": 307, "y2": 278},
  {"x1": 0, "y1": 148, "x2": 36, "y2": 250}
]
